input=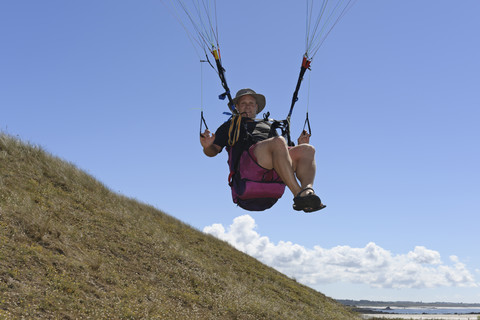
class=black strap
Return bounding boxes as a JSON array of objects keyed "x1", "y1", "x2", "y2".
[
  {"x1": 203, "y1": 50, "x2": 235, "y2": 113},
  {"x1": 266, "y1": 117, "x2": 295, "y2": 147},
  {"x1": 199, "y1": 111, "x2": 208, "y2": 136},
  {"x1": 287, "y1": 56, "x2": 312, "y2": 119},
  {"x1": 303, "y1": 111, "x2": 312, "y2": 135},
  {"x1": 210, "y1": 50, "x2": 235, "y2": 113}
]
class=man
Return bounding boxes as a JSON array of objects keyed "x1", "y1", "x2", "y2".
[{"x1": 200, "y1": 88, "x2": 325, "y2": 212}]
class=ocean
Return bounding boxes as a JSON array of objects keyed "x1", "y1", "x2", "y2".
[{"x1": 371, "y1": 307, "x2": 480, "y2": 315}]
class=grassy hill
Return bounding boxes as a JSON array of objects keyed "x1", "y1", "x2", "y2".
[{"x1": 0, "y1": 133, "x2": 360, "y2": 319}]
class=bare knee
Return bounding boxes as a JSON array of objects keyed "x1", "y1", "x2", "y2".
[
  {"x1": 299, "y1": 144, "x2": 315, "y2": 156},
  {"x1": 254, "y1": 136, "x2": 289, "y2": 169},
  {"x1": 290, "y1": 144, "x2": 315, "y2": 161},
  {"x1": 271, "y1": 136, "x2": 288, "y2": 149},
  {"x1": 257, "y1": 136, "x2": 288, "y2": 152}
]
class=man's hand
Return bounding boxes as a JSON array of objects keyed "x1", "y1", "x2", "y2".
[
  {"x1": 200, "y1": 129, "x2": 220, "y2": 157},
  {"x1": 297, "y1": 130, "x2": 311, "y2": 145},
  {"x1": 200, "y1": 129, "x2": 215, "y2": 149}
]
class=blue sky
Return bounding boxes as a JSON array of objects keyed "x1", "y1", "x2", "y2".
[{"x1": 2, "y1": 1, "x2": 480, "y2": 303}]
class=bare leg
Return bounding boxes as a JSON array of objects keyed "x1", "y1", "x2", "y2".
[
  {"x1": 289, "y1": 144, "x2": 316, "y2": 191},
  {"x1": 254, "y1": 136, "x2": 308, "y2": 196},
  {"x1": 254, "y1": 137, "x2": 324, "y2": 212}
]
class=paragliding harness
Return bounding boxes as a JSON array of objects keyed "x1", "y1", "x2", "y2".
[{"x1": 226, "y1": 115, "x2": 287, "y2": 211}]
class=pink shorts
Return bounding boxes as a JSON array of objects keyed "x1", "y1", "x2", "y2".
[{"x1": 238, "y1": 144, "x2": 283, "y2": 183}]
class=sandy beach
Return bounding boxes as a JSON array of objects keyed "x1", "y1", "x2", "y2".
[{"x1": 361, "y1": 314, "x2": 479, "y2": 320}]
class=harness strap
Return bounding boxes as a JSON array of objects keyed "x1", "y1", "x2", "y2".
[
  {"x1": 287, "y1": 55, "x2": 312, "y2": 119},
  {"x1": 268, "y1": 118, "x2": 295, "y2": 147},
  {"x1": 210, "y1": 49, "x2": 235, "y2": 112},
  {"x1": 199, "y1": 111, "x2": 208, "y2": 136},
  {"x1": 227, "y1": 114, "x2": 242, "y2": 147},
  {"x1": 303, "y1": 111, "x2": 312, "y2": 135}
]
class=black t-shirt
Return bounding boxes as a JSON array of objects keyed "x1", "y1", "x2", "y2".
[{"x1": 213, "y1": 118, "x2": 275, "y2": 153}]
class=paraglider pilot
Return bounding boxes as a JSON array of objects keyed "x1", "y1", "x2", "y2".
[{"x1": 200, "y1": 88, "x2": 326, "y2": 213}]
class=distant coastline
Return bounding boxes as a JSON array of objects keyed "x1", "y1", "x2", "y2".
[
  {"x1": 338, "y1": 300, "x2": 480, "y2": 309},
  {"x1": 360, "y1": 314, "x2": 480, "y2": 320},
  {"x1": 339, "y1": 300, "x2": 480, "y2": 317}
]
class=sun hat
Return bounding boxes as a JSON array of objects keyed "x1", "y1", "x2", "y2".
[{"x1": 230, "y1": 88, "x2": 266, "y2": 114}]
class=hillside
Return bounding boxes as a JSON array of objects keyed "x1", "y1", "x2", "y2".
[{"x1": 0, "y1": 133, "x2": 360, "y2": 319}]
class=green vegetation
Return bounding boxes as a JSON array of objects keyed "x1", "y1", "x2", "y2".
[{"x1": 0, "y1": 133, "x2": 360, "y2": 319}]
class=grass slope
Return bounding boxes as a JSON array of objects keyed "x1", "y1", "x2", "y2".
[{"x1": 0, "y1": 134, "x2": 360, "y2": 319}]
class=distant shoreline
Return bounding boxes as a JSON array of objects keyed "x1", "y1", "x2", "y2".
[
  {"x1": 344, "y1": 302, "x2": 480, "y2": 320},
  {"x1": 355, "y1": 305, "x2": 480, "y2": 320},
  {"x1": 361, "y1": 314, "x2": 480, "y2": 320},
  {"x1": 340, "y1": 300, "x2": 480, "y2": 316},
  {"x1": 357, "y1": 306, "x2": 480, "y2": 312},
  {"x1": 338, "y1": 300, "x2": 480, "y2": 308}
]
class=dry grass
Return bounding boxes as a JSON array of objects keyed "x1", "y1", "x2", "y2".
[{"x1": 0, "y1": 133, "x2": 361, "y2": 319}]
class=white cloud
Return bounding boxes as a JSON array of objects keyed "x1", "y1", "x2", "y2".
[{"x1": 203, "y1": 215, "x2": 478, "y2": 290}]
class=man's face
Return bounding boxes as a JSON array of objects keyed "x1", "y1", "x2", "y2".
[{"x1": 236, "y1": 95, "x2": 258, "y2": 118}]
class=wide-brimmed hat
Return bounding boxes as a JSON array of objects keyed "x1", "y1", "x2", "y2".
[{"x1": 230, "y1": 88, "x2": 266, "y2": 114}]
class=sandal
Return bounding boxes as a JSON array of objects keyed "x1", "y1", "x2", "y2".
[{"x1": 293, "y1": 187, "x2": 326, "y2": 213}]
